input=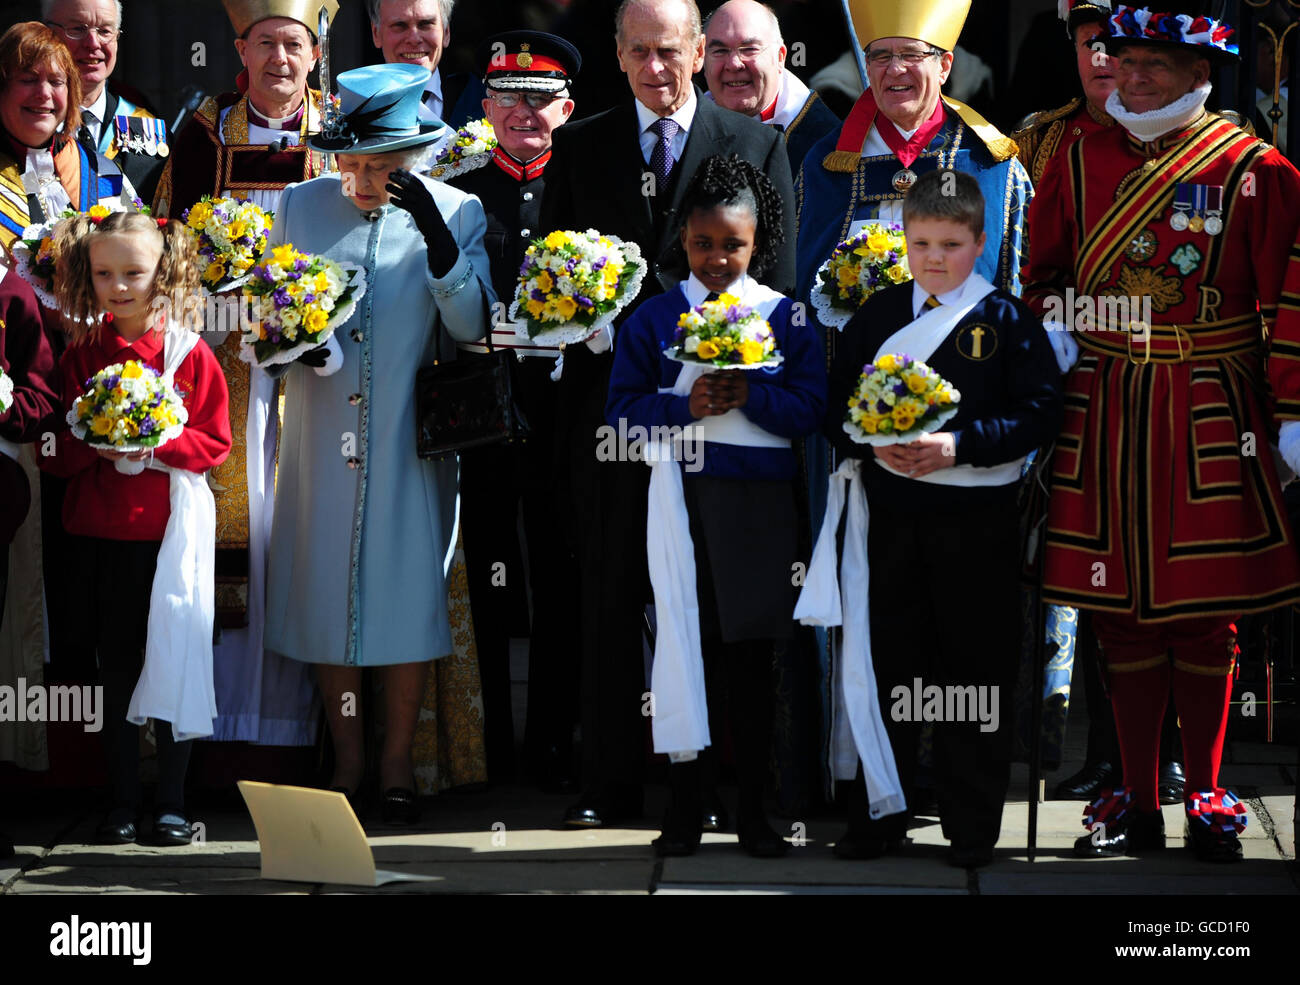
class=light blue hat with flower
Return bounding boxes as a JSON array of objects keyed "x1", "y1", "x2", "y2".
[{"x1": 310, "y1": 63, "x2": 448, "y2": 154}]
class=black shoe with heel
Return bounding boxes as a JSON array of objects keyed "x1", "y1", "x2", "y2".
[{"x1": 1073, "y1": 808, "x2": 1165, "y2": 858}]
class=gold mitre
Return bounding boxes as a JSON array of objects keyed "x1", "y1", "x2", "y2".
[
  {"x1": 222, "y1": 0, "x2": 340, "y2": 38},
  {"x1": 847, "y1": 0, "x2": 971, "y2": 52}
]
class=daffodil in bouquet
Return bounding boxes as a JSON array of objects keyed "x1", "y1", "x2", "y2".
[
  {"x1": 665, "y1": 292, "x2": 782, "y2": 369},
  {"x1": 67, "y1": 360, "x2": 188, "y2": 472},
  {"x1": 239, "y1": 243, "x2": 367, "y2": 367},
  {"x1": 181, "y1": 196, "x2": 273, "y2": 294},
  {"x1": 509, "y1": 229, "x2": 646, "y2": 345},
  {"x1": 813, "y1": 224, "x2": 911, "y2": 330},
  {"x1": 427, "y1": 118, "x2": 498, "y2": 180},
  {"x1": 12, "y1": 205, "x2": 113, "y2": 309},
  {"x1": 843, "y1": 352, "x2": 960, "y2": 445}
]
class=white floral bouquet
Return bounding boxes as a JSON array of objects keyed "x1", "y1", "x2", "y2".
[
  {"x1": 67, "y1": 359, "x2": 188, "y2": 473},
  {"x1": 509, "y1": 229, "x2": 645, "y2": 345},
  {"x1": 427, "y1": 118, "x2": 498, "y2": 181},
  {"x1": 182, "y1": 196, "x2": 273, "y2": 295},
  {"x1": 664, "y1": 292, "x2": 782, "y2": 370},
  {"x1": 843, "y1": 352, "x2": 960, "y2": 445},
  {"x1": 0, "y1": 367, "x2": 13, "y2": 413},
  {"x1": 239, "y1": 244, "x2": 366, "y2": 367},
  {"x1": 812, "y1": 224, "x2": 911, "y2": 330}
]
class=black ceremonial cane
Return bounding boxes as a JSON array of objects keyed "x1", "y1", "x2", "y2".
[{"x1": 1025, "y1": 448, "x2": 1058, "y2": 862}]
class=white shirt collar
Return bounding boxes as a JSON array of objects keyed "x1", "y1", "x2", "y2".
[
  {"x1": 683, "y1": 271, "x2": 752, "y2": 307},
  {"x1": 636, "y1": 87, "x2": 697, "y2": 137},
  {"x1": 83, "y1": 87, "x2": 109, "y2": 126},
  {"x1": 912, "y1": 278, "x2": 968, "y2": 318}
]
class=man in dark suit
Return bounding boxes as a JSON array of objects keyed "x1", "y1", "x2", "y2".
[
  {"x1": 45, "y1": 0, "x2": 170, "y2": 203},
  {"x1": 703, "y1": 0, "x2": 840, "y2": 177},
  {"x1": 541, "y1": 0, "x2": 796, "y2": 828},
  {"x1": 367, "y1": 0, "x2": 484, "y2": 131}
]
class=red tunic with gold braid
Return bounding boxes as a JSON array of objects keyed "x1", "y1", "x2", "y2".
[{"x1": 1022, "y1": 112, "x2": 1300, "y2": 625}]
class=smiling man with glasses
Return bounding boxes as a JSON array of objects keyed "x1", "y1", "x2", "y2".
[
  {"x1": 794, "y1": 0, "x2": 1030, "y2": 320},
  {"x1": 702, "y1": 0, "x2": 839, "y2": 174},
  {"x1": 43, "y1": 0, "x2": 169, "y2": 202}
]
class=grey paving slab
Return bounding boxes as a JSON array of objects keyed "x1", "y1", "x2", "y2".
[
  {"x1": 1259, "y1": 795, "x2": 1296, "y2": 859},
  {"x1": 8, "y1": 863, "x2": 300, "y2": 895},
  {"x1": 656, "y1": 884, "x2": 968, "y2": 895},
  {"x1": 979, "y1": 872, "x2": 1298, "y2": 895},
  {"x1": 316, "y1": 860, "x2": 652, "y2": 894},
  {"x1": 659, "y1": 843, "x2": 970, "y2": 889}
]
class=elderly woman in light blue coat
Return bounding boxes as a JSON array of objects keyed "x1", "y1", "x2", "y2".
[{"x1": 263, "y1": 64, "x2": 494, "y2": 822}]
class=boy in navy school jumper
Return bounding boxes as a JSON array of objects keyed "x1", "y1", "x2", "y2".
[
  {"x1": 825, "y1": 168, "x2": 1063, "y2": 867},
  {"x1": 607, "y1": 155, "x2": 826, "y2": 857}
]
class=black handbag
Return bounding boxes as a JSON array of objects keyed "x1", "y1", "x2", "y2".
[{"x1": 415, "y1": 323, "x2": 531, "y2": 460}]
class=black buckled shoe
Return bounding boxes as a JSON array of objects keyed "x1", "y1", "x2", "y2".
[
  {"x1": 1184, "y1": 819, "x2": 1244, "y2": 863},
  {"x1": 1054, "y1": 761, "x2": 1117, "y2": 801},
  {"x1": 1158, "y1": 761, "x2": 1186, "y2": 805},
  {"x1": 1073, "y1": 809, "x2": 1166, "y2": 858},
  {"x1": 702, "y1": 792, "x2": 729, "y2": 833},
  {"x1": 563, "y1": 787, "x2": 643, "y2": 828},
  {"x1": 95, "y1": 808, "x2": 138, "y2": 846},
  {"x1": 380, "y1": 787, "x2": 420, "y2": 825},
  {"x1": 151, "y1": 810, "x2": 192, "y2": 847}
]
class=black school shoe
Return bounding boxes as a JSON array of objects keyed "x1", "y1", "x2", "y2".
[
  {"x1": 151, "y1": 809, "x2": 192, "y2": 847},
  {"x1": 380, "y1": 787, "x2": 420, "y2": 825},
  {"x1": 1158, "y1": 761, "x2": 1186, "y2": 805},
  {"x1": 95, "y1": 807, "x2": 139, "y2": 846},
  {"x1": 1054, "y1": 761, "x2": 1117, "y2": 801},
  {"x1": 1073, "y1": 809, "x2": 1166, "y2": 858}
]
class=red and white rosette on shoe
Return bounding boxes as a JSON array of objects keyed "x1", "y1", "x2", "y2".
[{"x1": 1186, "y1": 788, "x2": 1248, "y2": 835}]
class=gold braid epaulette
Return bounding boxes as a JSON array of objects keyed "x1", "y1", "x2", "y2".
[{"x1": 1013, "y1": 97, "x2": 1084, "y2": 184}]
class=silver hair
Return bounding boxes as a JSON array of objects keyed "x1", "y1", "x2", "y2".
[
  {"x1": 615, "y1": 0, "x2": 703, "y2": 44},
  {"x1": 703, "y1": 0, "x2": 783, "y2": 47},
  {"x1": 367, "y1": 0, "x2": 455, "y2": 26},
  {"x1": 400, "y1": 143, "x2": 438, "y2": 172},
  {"x1": 40, "y1": 0, "x2": 124, "y2": 29}
]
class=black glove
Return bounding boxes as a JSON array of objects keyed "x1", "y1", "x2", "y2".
[
  {"x1": 297, "y1": 344, "x2": 329, "y2": 368},
  {"x1": 386, "y1": 168, "x2": 459, "y2": 279}
]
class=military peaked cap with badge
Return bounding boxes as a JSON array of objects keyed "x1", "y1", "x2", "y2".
[{"x1": 476, "y1": 30, "x2": 581, "y2": 94}]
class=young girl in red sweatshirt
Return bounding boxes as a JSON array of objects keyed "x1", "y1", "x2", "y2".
[{"x1": 45, "y1": 211, "x2": 231, "y2": 846}]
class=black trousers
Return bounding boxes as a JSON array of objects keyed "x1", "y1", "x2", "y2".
[
  {"x1": 91, "y1": 538, "x2": 191, "y2": 814},
  {"x1": 460, "y1": 356, "x2": 579, "y2": 778},
  {"x1": 557, "y1": 347, "x2": 649, "y2": 796},
  {"x1": 857, "y1": 495, "x2": 1022, "y2": 849}
]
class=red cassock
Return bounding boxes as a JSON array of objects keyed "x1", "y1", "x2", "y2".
[{"x1": 1023, "y1": 113, "x2": 1300, "y2": 624}]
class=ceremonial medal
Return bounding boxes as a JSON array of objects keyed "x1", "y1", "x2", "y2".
[
  {"x1": 156, "y1": 117, "x2": 170, "y2": 157},
  {"x1": 115, "y1": 115, "x2": 130, "y2": 154},
  {"x1": 1203, "y1": 186, "x2": 1223, "y2": 236},
  {"x1": 1170, "y1": 183, "x2": 1192, "y2": 232},
  {"x1": 1187, "y1": 184, "x2": 1207, "y2": 233},
  {"x1": 892, "y1": 168, "x2": 918, "y2": 192},
  {"x1": 142, "y1": 118, "x2": 158, "y2": 157}
]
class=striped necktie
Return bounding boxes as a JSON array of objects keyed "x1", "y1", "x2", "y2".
[{"x1": 924, "y1": 294, "x2": 942, "y2": 310}]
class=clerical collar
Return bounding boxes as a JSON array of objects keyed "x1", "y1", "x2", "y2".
[
  {"x1": 491, "y1": 146, "x2": 550, "y2": 181},
  {"x1": 247, "y1": 99, "x2": 304, "y2": 131}
]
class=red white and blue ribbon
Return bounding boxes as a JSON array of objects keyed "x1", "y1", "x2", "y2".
[
  {"x1": 1186, "y1": 789, "x2": 1249, "y2": 835},
  {"x1": 1107, "y1": 6, "x2": 1237, "y2": 57},
  {"x1": 1082, "y1": 786, "x2": 1133, "y2": 830}
]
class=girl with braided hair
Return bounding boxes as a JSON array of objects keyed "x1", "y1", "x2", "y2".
[{"x1": 607, "y1": 153, "x2": 826, "y2": 857}]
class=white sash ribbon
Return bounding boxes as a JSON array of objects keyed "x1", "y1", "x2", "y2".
[
  {"x1": 794, "y1": 458, "x2": 906, "y2": 817},
  {"x1": 644, "y1": 276, "x2": 786, "y2": 760},
  {"x1": 126, "y1": 324, "x2": 219, "y2": 741}
]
